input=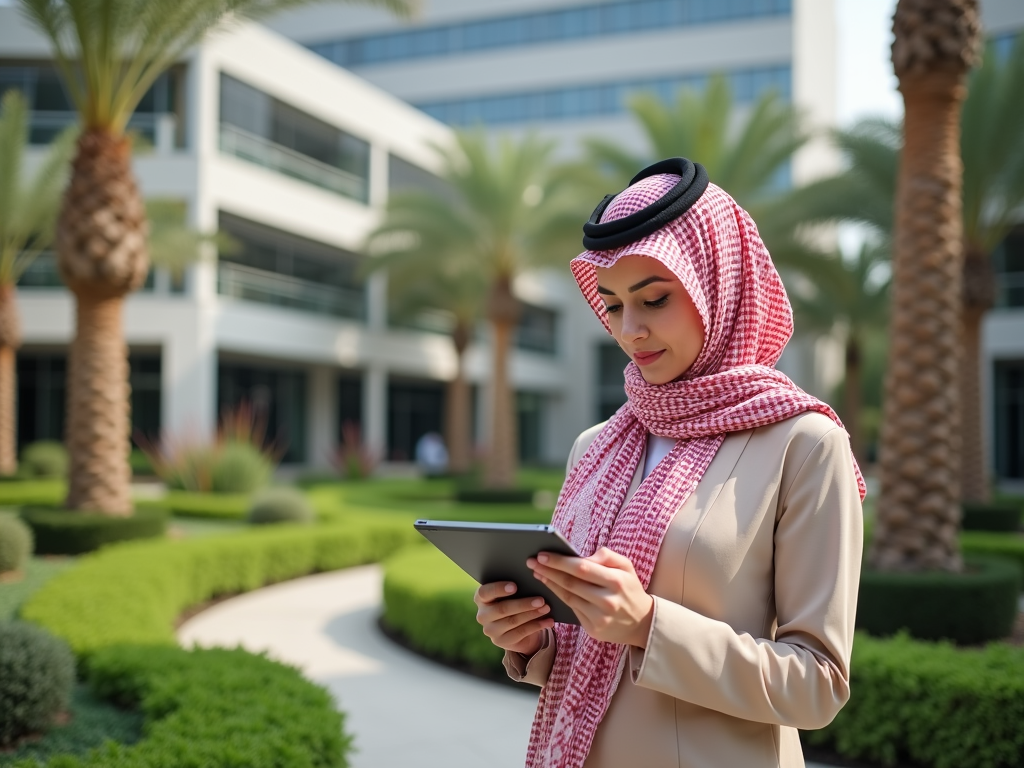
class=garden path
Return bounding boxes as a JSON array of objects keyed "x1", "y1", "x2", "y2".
[{"x1": 177, "y1": 566, "x2": 832, "y2": 768}]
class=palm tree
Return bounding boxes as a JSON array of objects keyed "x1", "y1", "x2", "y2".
[
  {"x1": 582, "y1": 74, "x2": 811, "y2": 264},
  {"x1": 784, "y1": 38, "x2": 1024, "y2": 504},
  {"x1": 789, "y1": 245, "x2": 890, "y2": 466},
  {"x1": 364, "y1": 221, "x2": 488, "y2": 474},
  {"x1": 370, "y1": 132, "x2": 582, "y2": 488},
  {"x1": 17, "y1": 0, "x2": 412, "y2": 515},
  {"x1": 870, "y1": 0, "x2": 981, "y2": 572},
  {"x1": 0, "y1": 91, "x2": 76, "y2": 477}
]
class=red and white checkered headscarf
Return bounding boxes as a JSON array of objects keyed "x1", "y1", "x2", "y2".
[{"x1": 526, "y1": 174, "x2": 865, "y2": 768}]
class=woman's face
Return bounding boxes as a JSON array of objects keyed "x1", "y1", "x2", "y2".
[{"x1": 596, "y1": 254, "x2": 705, "y2": 385}]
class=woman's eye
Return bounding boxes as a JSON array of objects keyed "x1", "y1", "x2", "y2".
[
  {"x1": 604, "y1": 304, "x2": 622, "y2": 315},
  {"x1": 644, "y1": 295, "x2": 669, "y2": 308}
]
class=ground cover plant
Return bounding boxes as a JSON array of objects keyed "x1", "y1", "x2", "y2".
[{"x1": 0, "y1": 558, "x2": 74, "y2": 621}]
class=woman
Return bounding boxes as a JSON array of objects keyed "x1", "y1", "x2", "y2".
[{"x1": 474, "y1": 158, "x2": 865, "y2": 768}]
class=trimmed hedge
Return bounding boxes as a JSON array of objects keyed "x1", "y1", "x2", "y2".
[
  {"x1": 962, "y1": 531, "x2": 1024, "y2": 579},
  {"x1": 962, "y1": 502, "x2": 1023, "y2": 532},
  {"x1": 21, "y1": 518, "x2": 419, "y2": 657},
  {"x1": 4, "y1": 645, "x2": 352, "y2": 767},
  {"x1": 20, "y1": 508, "x2": 168, "y2": 556},
  {"x1": 382, "y1": 544, "x2": 502, "y2": 672},
  {"x1": 0, "y1": 621, "x2": 75, "y2": 748},
  {"x1": 857, "y1": 555, "x2": 1020, "y2": 644},
  {"x1": 153, "y1": 491, "x2": 250, "y2": 520},
  {"x1": 806, "y1": 632, "x2": 1024, "y2": 768}
]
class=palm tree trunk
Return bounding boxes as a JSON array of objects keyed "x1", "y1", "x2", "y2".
[
  {"x1": 870, "y1": 0, "x2": 979, "y2": 572},
  {"x1": 64, "y1": 295, "x2": 133, "y2": 515},
  {"x1": 484, "y1": 277, "x2": 520, "y2": 489},
  {"x1": 445, "y1": 321, "x2": 473, "y2": 475},
  {"x1": 960, "y1": 245, "x2": 994, "y2": 503},
  {"x1": 843, "y1": 334, "x2": 863, "y2": 467},
  {"x1": 57, "y1": 130, "x2": 149, "y2": 516},
  {"x1": 0, "y1": 284, "x2": 21, "y2": 477}
]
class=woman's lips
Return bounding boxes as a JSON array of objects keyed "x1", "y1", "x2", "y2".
[{"x1": 633, "y1": 350, "x2": 666, "y2": 366}]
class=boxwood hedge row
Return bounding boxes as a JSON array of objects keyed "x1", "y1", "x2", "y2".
[
  {"x1": 7, "y1": 645, "x2": 351, "y2": 768},
  {"x1": 383, "y1": 545, "x2": 1024, "y2": 768},
  {"x1": 21, "y1": 518, "x2": 419, "y2": 657}
]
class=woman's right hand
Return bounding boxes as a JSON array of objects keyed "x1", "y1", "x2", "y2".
[{"x1": 474, "y1": 581, "x2": 554, "y2": 655}]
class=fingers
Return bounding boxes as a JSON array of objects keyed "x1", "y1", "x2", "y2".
[
  {"x1": 529, "y1": 550, "x2": 625, "y2": 591},
  {"x1": 477, "y1": 596, "x2": 554, "y2": 646},
  {"x1": 474, "y1": 581, "x2": 517, "y2": 607}
]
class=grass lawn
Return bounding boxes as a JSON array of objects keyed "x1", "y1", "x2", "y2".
[{"x1": 306, "y1": 469, "x2": 566, "y2": 526}]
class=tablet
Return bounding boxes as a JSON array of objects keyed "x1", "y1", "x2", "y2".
[{"x1": 413, "y1": 519, "x2": 581, "y2": 625}]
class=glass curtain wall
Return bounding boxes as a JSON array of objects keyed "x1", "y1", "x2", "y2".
[
  {"x1": 217, "y1": 361, "x2": 308, "y2": 464},
  {"x1": 387, "y1": 379, "x2": 444, "y2": 462},
  {"x1": 0, "y1": 62, "x2": 184, "y2": 146},
  {"x1": 16, "y1": 351, "x2": 161, "y2": 450},
  {"x1": 217, "y1": 212, "x2": 365, "y2": 320},
  {"x1": 219, "y1": 74, "x2": 370, "y2": 202}
]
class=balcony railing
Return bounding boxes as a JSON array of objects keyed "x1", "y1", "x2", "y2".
[
  {"x1": 218, "y1": 123, "x2": 369, "y2": 203},
  {"x1": 217, "y1": 261, "x2": 365, "y2": 321},
  {"x1": 996, "y1": 273, "x2": 1024, "y2": 309}
]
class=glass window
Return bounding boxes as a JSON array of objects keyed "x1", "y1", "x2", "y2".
[
  {"x1": 218, "y1": 361, "x2": 307, "y2": 463},
  {"x1": 994, "y1": 361, "x2": 1024, "y2": 480},
  {"x1": 516, "y1": 304, "x2": 558, "y2": 355},
  {"x1": 517, "y1": 391, "x2": 545, "y2": 464},
  {"x1": 597, "y1": 343, "x2": 630, "y2": 421},
  {"x1": 387, "y1": 379, "x2": 444, "y2": 462}
]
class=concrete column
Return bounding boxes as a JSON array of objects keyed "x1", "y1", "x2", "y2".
[
  {"x1": 363, "y1": 365, "x2": 387, "y2": 462},
  {"x1": 367, "y1": 271, "x2": 388, "y2": 332},
  {"x1": 308, "y1": 366, "x2": 337, "y2": 468},
  {"x1": 163, "y1": 314, "x2": 217, "y2": 441}
]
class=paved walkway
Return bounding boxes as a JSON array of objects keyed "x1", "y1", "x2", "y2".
[{"x1": 178, "y1": 566, "x2": 832, "y2": 768}]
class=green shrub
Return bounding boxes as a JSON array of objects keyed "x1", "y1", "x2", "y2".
[
  {"x1": 0, "y1": 515, "x2": 32, "y2": 574},
  {"x1": 128, "y1": 450, "x2": 154, "y2": 478},
  {"x1": 962, "y1": 531, "x2": 1024, "y2": 580},
  {"x1": 211, "y1": 442, "x2": 271, "y2": 494},
  {"x1": 962, "y1": 502, "x2": 1022, "y2": 532},
  {"x1": 382, "y1": 545, "x2": 502, "y2": 672},
  {"x1": 21, "y1": 518, "x2": 419, "y2": 657},
  {"x1": 0, "y1": 481, "x2": 65, "y2": 509},
  {"x1": 455, "y1": 487, "x2": 535, "y2": 504},
  {"x1": 857, "y1": 555, "x2": 1020, "y2": 644},
  {"x1": 156, "y1": 491, "x2": 250, "y2": 520},
  {"x1": 247, "y1": 487, "x2": 314, "y2": 525},
  {"x1": 19, "y1": 442, "x2": 68, "y2": 479},
  {"x1": 0, "y1": 621, "x2": 75, "y2": 748},
  {"x1": 9, "y1": 645, "x2": 351, "y2": 768},
  {"x1": 20, "y1": 508, "x2": 168, "y2": 556},
  {"x1": 806, "y1": 632, "x2": 1024, "y2": 768}
]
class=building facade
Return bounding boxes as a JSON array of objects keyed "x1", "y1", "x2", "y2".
[{"x1": 2, "y1": 11, "x2": 589, "y2": 469}]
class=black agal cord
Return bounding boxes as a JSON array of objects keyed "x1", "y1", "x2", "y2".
[{"x1": 582, "y1": 157, "x2": 709, "y2": 251}]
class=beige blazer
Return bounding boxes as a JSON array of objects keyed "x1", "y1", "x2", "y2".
[{"x1": 504, "y1": 412, "x2": 863, "y2": 768}]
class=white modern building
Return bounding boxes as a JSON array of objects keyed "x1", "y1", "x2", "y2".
[
  {"x1": 1, "y1": 11, "x2": 592, "y2": 469},
  {"x1": 983, "y1": 0, "x2": 1024, "y2": 488}
]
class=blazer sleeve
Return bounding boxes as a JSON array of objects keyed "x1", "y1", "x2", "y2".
[
  {"x1": 629, "y1": 426, "x2": 863, "y2": 730},
  {"x1": 503, "y1": 429, "x2": 592, "y2": 686}
]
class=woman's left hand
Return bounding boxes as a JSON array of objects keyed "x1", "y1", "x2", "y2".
[{"x1": 528, "y1": 547, "x2": 654, "y2": 648}]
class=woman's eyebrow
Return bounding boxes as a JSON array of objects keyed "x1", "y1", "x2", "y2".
[{"x1": 596, "y1": 276, "x2": 671, "y2": 295}]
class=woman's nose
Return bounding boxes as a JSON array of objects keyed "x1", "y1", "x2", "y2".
[{"x1": 620, "y1": 308, "x2": 647, "y2": 342}]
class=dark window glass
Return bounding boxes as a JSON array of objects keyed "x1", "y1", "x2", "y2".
[
  {"x1": 516, "y1": 304, "x2": 557, "y2": 355},
  {"x1": 517, "y1": 391, "x2": 544, "y2": 464},
  {"x1": 17, "y1": 351, "x2": 161, "y2": 450},
  {"x1": 338, "y1": 375, "x2": 363, "y2": 439},
  {"x1": 387, "y1": 379, "x2": 444, "y2": 462},
  {"x1": 994, "y1": 229, "x2": 1024, "y2": 309},
  {"x1": 388, "y1": 153, "x2": 453, "y2": 201},
  {"x1": 596, "y1": 343, "x2": 630, "y2": 422},
  {"x1": 218, "y1": 361, "x2": 307, "y2": 463},
  {"x1": 994, "y1": 361, "x2": 1024, "y2": 479},
  {"x1": 218, "y1": 212, "x2": 365, "y2": 320}
]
